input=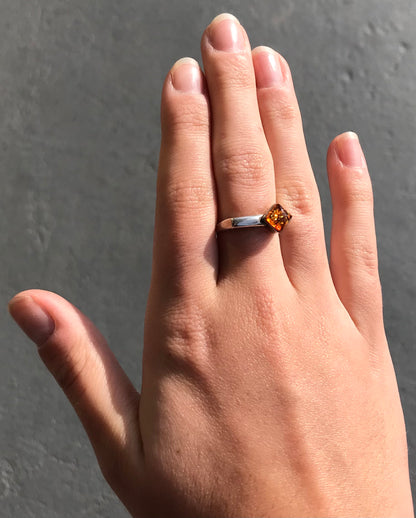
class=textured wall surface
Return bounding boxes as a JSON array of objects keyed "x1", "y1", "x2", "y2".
[{"x1": 0, "y1": 1, "x2": 415, "y2": 516}]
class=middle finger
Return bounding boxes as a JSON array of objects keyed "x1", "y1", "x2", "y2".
[{"x1": 201, "y1": 14, "x2": 284, "y2": 277}]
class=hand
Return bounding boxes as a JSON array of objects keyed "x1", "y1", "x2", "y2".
[{"x1": 9, "y1": 13, "x2": 413, "y2": 517}]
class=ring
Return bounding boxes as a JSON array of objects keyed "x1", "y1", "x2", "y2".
[{"x1": 216, "y1": 204, "x2": 292, "y2": 233}]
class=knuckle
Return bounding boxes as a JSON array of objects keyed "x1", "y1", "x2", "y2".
[
  {"x1": 353, "y1": 243, "x2": 379, "y2": 274},
  {"x1": 216, "y1": 145, "x2": 273, "y2": 189},
  {"x1": 281, "y1": 177, "x2": 319, "y2": 217},
  {"x1": 338, "y1": 239, "x2": 379, "y2": 276},
  {"x1": 266, "y1": 93, "x2": 302, "y2": 125},
  {"x1": 359, "y1": 247, "x2": 379, "y2": 274},
  {"x1": 211, "y1": 55, "x2": 253, "y2": 92},
  {"x1": 288, "y1": 192, "x2": 315, "y2": 217},
  {"x1": 344, "y1": 183, "x2": 374, "y2": 206},
  {"x1": 165, "y1": 180, "x2": 214, "y2": 211},
  {"x1": 163, "y1": 98, "x2": 209, "y2": 135}
]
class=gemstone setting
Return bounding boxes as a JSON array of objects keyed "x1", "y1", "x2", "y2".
[{"x1": 261, "y1": 204, "x2": 292, "y2": 232}]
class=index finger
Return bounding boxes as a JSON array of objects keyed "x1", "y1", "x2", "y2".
[{"x1": 153, "y1": 58, "x2": 217, "y2": 294}]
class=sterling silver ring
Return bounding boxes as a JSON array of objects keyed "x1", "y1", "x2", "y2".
[{"x1": 216, "y1": 204, "x2": 292, "y2": 233}]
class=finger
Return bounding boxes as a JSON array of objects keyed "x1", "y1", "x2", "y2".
[
  {"x1": 327, "y1": 132, "x2": 384, "y2": 341},
  {"x1": 155, "y1": 57, "x2": 217, "y2": 294},
  {"x1": 252, "y1": 46, "x2": 329, "y2": 288},
  {"x1": 201, "y1": 15, "x2": 282, "y2": 274},
  {"x1": 8, "y1": 290, "x2": 143, "y2": 485}
]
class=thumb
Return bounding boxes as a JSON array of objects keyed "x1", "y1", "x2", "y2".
[{"x1": 8, "y1": 289, "x2": 143, "y2": 486}]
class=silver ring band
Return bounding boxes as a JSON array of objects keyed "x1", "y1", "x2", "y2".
[
  {"x1": 216, "y1": 204, "x2": 292, "y2": 233},
  {"x1": 216, "y1": 215, "x2": 265, "y2": 231}
]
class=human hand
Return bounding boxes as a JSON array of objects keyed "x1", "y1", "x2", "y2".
[{"x1": 9, "y1": 13, "x2": 413, "y2": 517}]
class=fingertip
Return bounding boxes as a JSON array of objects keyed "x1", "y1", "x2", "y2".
[
  {"x1": 327, "y1": 132, "x2": 373, "y2": 207},
  {"x1": 252, "y1": 47, "x2": 293, "y2": 90},
  {"x1": 9, "y1": 289, "x2": 105, "y2": 351},
  {"x1": 328, "y1": 131, "x2": 367, "y2": 170},
  {"x1": 210, "y1": 12, "x2": 240, "y2": 25},
  {"x1": 9, "y1": 291, "x2": 55, "y2": 347},
  {"x1": 251, "y1": 46, "x2": 284, "y2": 88},
  {"x1": 169, "y1": 57, "x2": 205, "y2": 94},
  {"x1": 251, "y1": 45, "x2": 287, "y2": 64},
  {"x1": 203, "y1": 13, "x2": 245, "y2": 53}
]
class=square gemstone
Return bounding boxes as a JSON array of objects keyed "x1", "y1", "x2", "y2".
[{"x1": 263, "y1": 204, "x2": 292, "y2": 232}]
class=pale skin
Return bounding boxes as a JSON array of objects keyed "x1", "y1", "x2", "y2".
[{"x1": 8, "y1": 13, "x2": 414, "y2": 518}]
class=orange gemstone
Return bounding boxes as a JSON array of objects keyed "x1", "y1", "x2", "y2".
[{"x1": 262, "y1": 204, "x2": 292, "y2": 232}]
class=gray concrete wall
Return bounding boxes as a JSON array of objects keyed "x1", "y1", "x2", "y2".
[{"x1": 0, "y1": 1, "x2": 414, "y2": 516}]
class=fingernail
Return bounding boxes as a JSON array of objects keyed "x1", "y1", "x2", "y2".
[
  {"x1": 336, "y1": 132, "x2": 365, "y2": 167},
  {"x1": 208, "y1": 13, "x2": 245, "y2": 52},
  {"x1": 253, "y1": 47, "x2": 284, "y2": 88},
  {"x1": 9, "y1": 295, "x2": 55, "y2": 346},
  {"x1": 171, "y1": 58, "x2": 203, "y2": 93}
]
